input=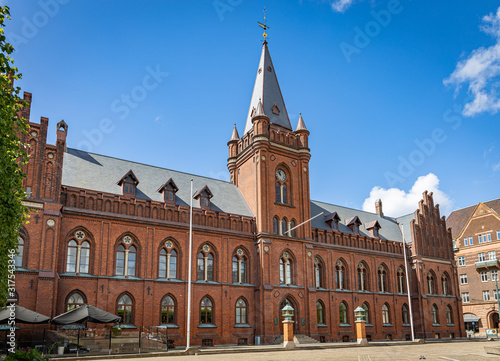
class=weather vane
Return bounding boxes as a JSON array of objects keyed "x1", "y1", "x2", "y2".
[{"x1": 258, "y1": 8, "x2": 269, "y2": 43}]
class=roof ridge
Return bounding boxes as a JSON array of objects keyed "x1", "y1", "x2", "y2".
[
  {"x1": 448, "y1": 197, "x2": 500, "y2": 215},
  {"x1": 66, "y1": 148, "x2": 234, "y2": 185}
]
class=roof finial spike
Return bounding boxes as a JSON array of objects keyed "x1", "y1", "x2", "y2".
[{"x1": 257, "y1": 8, "x2": 269, "y2": 43}]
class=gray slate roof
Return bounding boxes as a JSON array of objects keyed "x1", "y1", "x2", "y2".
[
  {"x1": 244, "y1": 42, "x2": 292, "y2": 134},
  {"x1": 61, "y1": 148, "x2": 254, "y2": 217},
  {"x1": 311, "y1": 200, "x2": 415, "y2": 243}
]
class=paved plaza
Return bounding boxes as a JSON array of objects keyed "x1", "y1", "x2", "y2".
[{"x1": 102, "y1": 340, "x2": 500, "y2": 361}]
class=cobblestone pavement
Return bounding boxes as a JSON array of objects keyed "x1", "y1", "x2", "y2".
[{"x1": 108, "y1": 340, "x2": 500, "y2": 361}]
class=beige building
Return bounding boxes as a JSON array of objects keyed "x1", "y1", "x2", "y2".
[{"x1": 448, "y1": 199, "x2": 500, "y2": 335}]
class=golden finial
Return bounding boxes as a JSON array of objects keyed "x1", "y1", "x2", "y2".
[{"x1": 257, "y1": 8, "x2": 269, "y2": 42}]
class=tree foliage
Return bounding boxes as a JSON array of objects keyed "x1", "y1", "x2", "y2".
[{"x1": 0, "y1": 5, "x2": 29, "y2": 305}]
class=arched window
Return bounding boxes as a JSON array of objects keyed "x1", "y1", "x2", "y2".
[
  {"x1": 427, "y1": 271, "x2": 435, "y2": 294},
  {"x1": 446, "y1": 305, "x2": 453, "y2": 324},
  {"x1": 339, "y1": 302, "x2": 348, "y2": 324},
  {"x1": 382, "y1": 303, "x2": 390, "y2": 324},
  {"x1": 159, "y1": 240, "x2": 178, "y2": 279},
  {"x1": 357, "y1": 262, "x2": 368, "y2": 291},
  {"x1": 273, "y1": 217, "x2": 279, "y2": 235},
  {"x1": 281, "y1": 217, "x2": 288, "y2": 236},
  {"x1": 161, "y1": 295, "x2": 176, "y2": 324},
  {"x1": 442, "y1": 273, "x2": 450, "y2": 295},
  {"x1": 289, "y1": 219, "x2": 296, "y2": 237},
  {"x1": 117, "y1": 294, "x2": 134, "y2": 324},
  {"x1": 15, "y1": 236, "x2": 24, "y2": 268},
  {"x1": 232, "y1": 249, "x2": 248, "y2": 283},
  {"x1": 275, "y1": 168, "x2": 289, "y2": 204},
  {"x1": 66, "y1": 292, "x2": 85, "y2": 311},
  {"x1": 197, "y1": 245, "x2": 215, "y2": 281},
  {"x1": 314, "y1": 257, "x2": 323, "y2": 288},
  {"x1": 66, "y1": 230, "x2": 92, "y2": 274},
  {"x1": 317, "y1": 301, "x2": 325, "y2": 324},
  {"x1": 378, "y1": 265, "x2": 388, "y2": 293},
  {"x1": 397, "y1": 267, "x2": 405, "y2": 293},
  {"x1": 362, "y1": 302, "x2": 370, "y2": 324},
  {"x1": 279, "y1": 252, "x2": 293, "y2": 285},
  {"x1": 66, "y1": 240, "x2": 78, "y2": 272},
  {"x1": 115, "y1": 235, "x2": 138, "y2": 277},
  {"x1": 431, "y1": 304, "x2": 439, "y2": 324},
  {"x1": 335, "y1": 260, "x2": 347, "y2": 290},
  {"x1": 127, "y1": 246, "x2": 137, "y2": 276},
  {"x1": 200, "y1": 297, "x2": 213, "y2": 324},
  {"x1": 235, "y1": 298, "x2": 247, "y2": 324},
  {"x1": 402, "y1": 304, "x2": 409, "y2": 324}
]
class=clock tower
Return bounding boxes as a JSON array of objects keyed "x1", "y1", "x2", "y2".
[{"x1": 227, "y1": 41, "x2": 312, "y2": 240}]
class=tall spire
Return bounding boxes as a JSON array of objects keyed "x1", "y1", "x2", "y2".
[{"x1": 244, "y1": 42, "x2": 292, "y2": 134}]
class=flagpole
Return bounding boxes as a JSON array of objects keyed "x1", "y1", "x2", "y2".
[
  {"x1": 282, "y1": 212, "x2": 324, "y2": 236},
  {"x1": 400, "y1": 224, "x2": 415, "y2": 341},
  {"x1": 186, "y1": 179, "x2": 194, "y2": 349}
]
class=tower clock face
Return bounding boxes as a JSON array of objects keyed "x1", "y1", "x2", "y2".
[{"x1": 276, "y1": 169, "x2": 286, "y2": 181}]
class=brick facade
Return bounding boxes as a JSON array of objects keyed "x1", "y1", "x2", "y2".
[
  {"x1": 13, "y1": 42, "x2": 464, "y2": 345},
  {"x1": 448, "y1": 200, "x2": 500, "y2": 335}
]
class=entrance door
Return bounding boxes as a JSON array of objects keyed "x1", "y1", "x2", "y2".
[
  {"x1": 491, "y1": 312, "x2": 499, "y2": 329},
  {"x1": 279, "y1": 298, "x2": 296, "y2": 333}
]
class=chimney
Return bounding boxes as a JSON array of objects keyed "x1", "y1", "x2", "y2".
[{"x1": 375, "y1": 199, "x2": 384, "y2": 216}]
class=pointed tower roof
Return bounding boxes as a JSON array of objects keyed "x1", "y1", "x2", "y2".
[
  {"x1": 229, "y1": 124, "x2": 240, "y2": 141},
  {"x1": 244, "y1": 42, "x2": 291, "y2": 134},
  {"x1": 295, "y1": 113, "x2": 307, "y2": 131}
]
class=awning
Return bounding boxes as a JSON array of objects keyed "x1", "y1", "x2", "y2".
[{"x1": 463, "y1": 313, "x2": 480, "y2": 322}]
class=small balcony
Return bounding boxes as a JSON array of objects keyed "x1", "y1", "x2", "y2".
[{"x1": 475, "y1": 259, "x2": 500, "y2": 269}]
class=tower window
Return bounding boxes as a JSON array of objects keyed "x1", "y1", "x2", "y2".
[{"x1": 275, "y1": 168, "x2": 290, "y2": 205}]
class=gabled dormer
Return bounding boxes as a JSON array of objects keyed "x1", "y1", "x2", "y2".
[
  {"x1": 346, "y1": 216, "x2": 362, "y2": 234},
  {"x1": 324, "y1": 212, "x2": 341, "y2": 232},
  {"x1": 157, "y1": 178, "x2": 179, "y2": 204},
  {"x1": 193, "y1": 185, "x2": 213, "y2": 210},
  {"x1": 365, "y1": 220, "x2": 382, "y2": 238},
  {"x1": 117, "y1": 170, "x2": 139, "y2": 197}
]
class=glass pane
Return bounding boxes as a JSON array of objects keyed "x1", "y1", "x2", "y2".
[
  {"x1": 128, "y1": 251, "x2": 136, "y2": 276},
  {"x1": 159, "y1": 255, "x2": 167, "y2": 278},
  {"x1": 79, "y1": 247, "x2": 90, "y2": 273},
  {"x1": 197, "y1": 257, "x2": 204, "y2": 280},
  {"x1": 207, "y1": 258, "x2": 214, "y2": 281},
  {"x1": 169, "y1": 255, "x2": 177, "y2": 279},
  {"x1": 67, "y1": 246, "x2": 77, "y2": 272}
]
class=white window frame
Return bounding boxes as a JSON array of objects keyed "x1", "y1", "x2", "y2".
[
  {"x1": 495, "y1": 290, "x2": 500, "y2": 301},
  {"x1": 497, "y1": 231, "x2": 500, "y2": 240},
  {"x1": 458, "y1": 256, "x2": 465, "y2": 266},
  {"x1": 481, "y1": 271, "x2": 489, "y2": 282},
  {"x1": 489, "y1": 251, "x2": 496, "y2": 260},
  {"x1": 491, "y1": 270, "x2": 498, "y2": 282},
  {"x1": 460, "y1": 274, "x2": 468, "y2": 284},
  {"x1": 483, "y1": 290, "x2": 491, "y2": 301},
  {"x1": 487, "y1": 233, "x2": 492, "y2": 242},
  {"x1": 479, "y1": 234, "x2": 483, "y2": 244},
  {"x1": 478, "y1": 253, "x2": 486, "y2": 262},
  {"x1": 469, "y1": 237, "x2": 473, "y2": 245},
  {"x1": 464, "y1": 238, "x2": 468, "y2": 246},
  {"x1": 462, "y1": 292, "x2": 470, "y2": 303}
]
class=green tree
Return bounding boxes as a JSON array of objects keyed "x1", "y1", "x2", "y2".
[{"x1": 0, "y1": 5, "x2": 29, "y2": 305}]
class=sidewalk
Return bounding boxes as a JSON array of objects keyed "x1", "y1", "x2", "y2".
[{"x1": 54, "y1": 338, "x2": 491, "y2": 361}]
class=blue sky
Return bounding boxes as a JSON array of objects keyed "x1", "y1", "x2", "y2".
[{"x1": 5, "y1": 0, "x2": 500, "y2": 217}]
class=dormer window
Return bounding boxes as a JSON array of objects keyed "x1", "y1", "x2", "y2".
[
  {"x1": 346, "y1": 216, "x2": 362, "y2": 234},
  {"x1": 365, "y1": 220, "x2": 382, "y2": 238},
  {"x1": 324, "y1": 212, "x2": 341, "y2": 232},
  {"x1": 117, "y1": 170, "x2": 139, "y2": 197},
  {"x1": 157, "y1": 178, "x2": 179, "y2": 204},
  {"x1": 193, "y1": 185, "x2": 213, "y2": 210}
]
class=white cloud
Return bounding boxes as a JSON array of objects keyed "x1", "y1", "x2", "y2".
[
  {"x1": 444, "y1": 7, "x2": 500, "y2": 117},
  {"x1": 362, "y1": 173, "x2": 453, "y2": 217},
  {"x1": 493, "y1": 162, "x2": 500, "y2": 172},
  {"x1": 330, "y1": 0, "x2": 357, "y2": 13}
]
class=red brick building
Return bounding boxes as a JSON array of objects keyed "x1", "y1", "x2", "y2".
[
  {"x1": 14, "y1": 41, "x2": 464, "y2": 346},
  {"x1": 447, "y1": 198, "x2": 500, "y2": 335}
]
